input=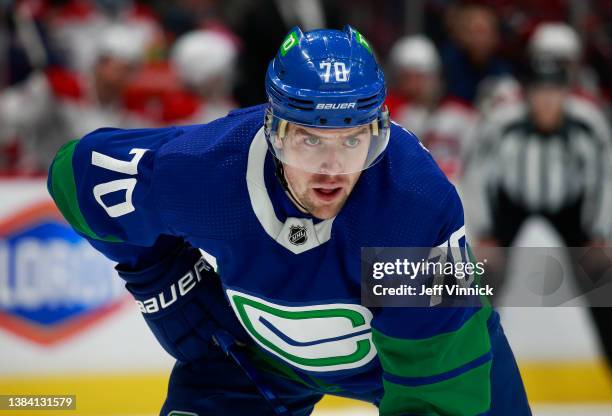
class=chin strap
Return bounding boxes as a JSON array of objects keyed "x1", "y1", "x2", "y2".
[{"x1": 273, "y1": 157, "x2": 311, "y2": 214}]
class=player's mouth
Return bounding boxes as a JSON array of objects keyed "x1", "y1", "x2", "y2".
[{"x1": 312, "y1": 186, "x2": 343, "y2": 202}]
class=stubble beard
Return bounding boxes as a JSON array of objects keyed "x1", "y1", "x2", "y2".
[{"x1": 297, "y1": 187, "x2": 349, "y2": 220}]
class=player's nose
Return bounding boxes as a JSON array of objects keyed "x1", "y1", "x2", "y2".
[{"x1": 318, "y1": 149, "x2": 345, "y2": 175}]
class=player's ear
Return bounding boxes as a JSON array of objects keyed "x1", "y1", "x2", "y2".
[{"x1": 274, "y1": 136, "x2": 284, "y2": 150}]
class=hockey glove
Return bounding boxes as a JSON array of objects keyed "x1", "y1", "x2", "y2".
[{"x1": 117, "y1": 241, "x2": 250, "y2": 362}]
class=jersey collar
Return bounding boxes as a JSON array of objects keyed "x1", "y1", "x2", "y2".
[{"x1": 246, "y1": 127, "x2": 335, "y2": 254}]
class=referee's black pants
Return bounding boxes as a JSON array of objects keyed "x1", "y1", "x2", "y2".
[{"x1": 487, "y1": 190, "x2": 612, "y2": 367}]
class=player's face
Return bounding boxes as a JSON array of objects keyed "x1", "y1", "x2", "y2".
[
  {"x1": 528, "y1": 84, "x2": 567, "y2": 133},
  {"x1": 396, "y1": 70, "x2": 439, "y2": 104},
  {"x1": 95, "y1": 56, "x2": 137, "y2": 100},
  {"x1": 280, "y1": 124, "x2": 372, "y2": 174},
  {"x1": 281, "y1": 124, "x2": 371, "y2": 219}
]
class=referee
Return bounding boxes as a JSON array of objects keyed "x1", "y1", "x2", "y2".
[{"x1": 465, "y1": 58, "x2": 612, "y2": 363}]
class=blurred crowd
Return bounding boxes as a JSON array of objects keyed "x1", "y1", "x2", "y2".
[{"x1": 1, "y1": 0, "x2": 612, "y2": 241}]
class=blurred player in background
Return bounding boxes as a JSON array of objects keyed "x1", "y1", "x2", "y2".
[
  {"x1": 387, "y1": 35, "x2": 477, "y2": 181},
  {"x1": 528, "y1": 22, "x2": 610, "y2": 143},
  {"x1": 47, "y1": 0, "x2": 162, "y2": 74},
  {"x1": 440, "y1": 2, "x2": 512, "y2": 104},
  {"x1": 464, "y1": 58, "x2": 612, "y2": 364},
  {"x1": 0, "y1": 23, "x2": 149, "y2": 173},
  {"x1": 47, "y1": 26, "x2": 530, "y2": 415},
  {"x1": 164, "y1": 29, "x2": 238, "y2": 124},
  {"x1": 386, "y1": 35, "x2": 442, "y2": 139},
  {"x1": 529, "y1": 22, "x2": 600, "y2": 103}
]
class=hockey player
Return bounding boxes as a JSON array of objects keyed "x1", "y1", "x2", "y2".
[
  {"x1": 0, "y1": 23, "x2": 150, "y2": 173},
  {"x1": 387, "y1": 35, "x2": 479, "y2": 181},
  {"x1": 48, "y1": 26, "x2": 530, "y2": 415},
  {"x1": 387, "y1": 35, "x2": 442, "y2": 139},
  {"x1": 164, "y1": 29, "x2": 238, "y2": 125}
]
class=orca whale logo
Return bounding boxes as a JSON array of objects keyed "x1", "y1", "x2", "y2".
[{"x1": 226, "y1": 290, "x2": 377, "y2": 372}]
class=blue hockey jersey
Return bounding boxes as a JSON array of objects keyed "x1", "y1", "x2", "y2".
[{"x1": 48, "y1": 104, "x2": 523, "y2": 415}]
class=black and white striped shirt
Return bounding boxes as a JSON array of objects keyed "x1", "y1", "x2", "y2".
[{"x1": 465, "y1": 97, "x2": 612, "y2": 241}]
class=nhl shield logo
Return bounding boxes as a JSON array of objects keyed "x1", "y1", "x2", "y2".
[{"x1": 288, "y1": 225, "x2": 307, "y2": 245}]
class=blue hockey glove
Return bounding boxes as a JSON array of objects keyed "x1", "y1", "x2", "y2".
[{"x1": 117, "y1": 242, "x2": 250, "y2": 362}]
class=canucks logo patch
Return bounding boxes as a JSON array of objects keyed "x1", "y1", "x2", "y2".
[
  {"x1": 226, "y1": 290, "x2": 377, "y2": 372},
  {"x1": 288, "y1": 225, "x2": 307, "y2": 246}
]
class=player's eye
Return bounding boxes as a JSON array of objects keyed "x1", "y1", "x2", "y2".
[
  {"x1": 344, "y1": 137, "x2": 361, "y2": 148},
  {"x1": 304, "y1": 136, "x2": 321, "y2": 146}
]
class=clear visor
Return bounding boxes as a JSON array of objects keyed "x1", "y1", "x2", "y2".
[{"x1": 264, "y1": 108, "x2": 390, "y2": 175}]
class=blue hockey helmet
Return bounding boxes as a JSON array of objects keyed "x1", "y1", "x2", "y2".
[{"x1": 264, "y1": 25, "x2": 390, "y2": 174}]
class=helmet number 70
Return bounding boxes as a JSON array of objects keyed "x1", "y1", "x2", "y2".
[{"x1": 320, "y1": 62, "x2": 348, "y2": 82}]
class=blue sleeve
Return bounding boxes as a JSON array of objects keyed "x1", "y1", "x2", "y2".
[
  {"x1": 48, "y1": 125, "x2": 256, "y2": 364},
  {"x1": 371, "y1": 188, "x2": 493, "y2": 415},
  {"x1": 47, "y1": 126, "x2": 186, "y2": 268}
]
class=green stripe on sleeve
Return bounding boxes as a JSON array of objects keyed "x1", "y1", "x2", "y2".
[
  {"x1": 372, "y1": 307, "x2": 492, "y2": 379},
  {"x1": 379, "y1": 360, "x2": 492, "y2": 416},
  {"x1": 49, "y1": 140, "x2": 121, "y2": 243}
]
